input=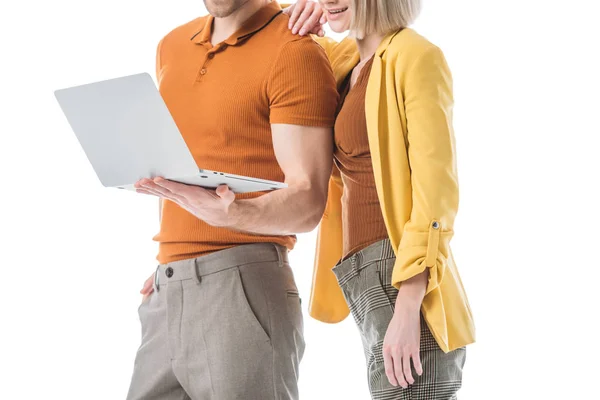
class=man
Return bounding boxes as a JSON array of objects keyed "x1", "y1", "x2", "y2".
[{"x1": 126, "y1": 1, "x2": 338, "y2": 399}]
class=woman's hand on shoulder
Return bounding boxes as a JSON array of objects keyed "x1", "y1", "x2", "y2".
[{"x1": 283, "y1": 0, "x2": 327, "y2": 37}]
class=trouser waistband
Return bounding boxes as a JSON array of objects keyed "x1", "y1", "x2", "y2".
[{"x1": 153, "y1": 242, "x2": 289, "y2": 289}]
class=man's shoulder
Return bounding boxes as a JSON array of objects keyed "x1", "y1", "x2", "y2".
[{"x1": 263, "y1": 14, "x2": 328, "y2": 56}]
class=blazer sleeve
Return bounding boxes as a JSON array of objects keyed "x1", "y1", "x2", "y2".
[{"x1": 392, "y1": 46, "x2": 459, "y2": 295}]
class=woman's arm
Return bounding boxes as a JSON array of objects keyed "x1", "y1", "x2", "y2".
[
  {"x1": 282, "y1": 1, "x2": 341, "y2": 55},
  {"x1": 282, "y1": 1, "x2": 353, "y2": 69},
  {"x1": 383, "y1": 45, "x2": 458, "y2": 389},
  {"x1": 392, "y1": 46, "x2": 458, "y2": 295}
]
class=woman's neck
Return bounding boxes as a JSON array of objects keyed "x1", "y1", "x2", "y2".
[{"x1": 355, "y1": 33, "x2": 385, "y2": 62}]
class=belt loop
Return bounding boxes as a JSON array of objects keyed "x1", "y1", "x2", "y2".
[
  {"x1": 193, "y1": 258, "x2": 203, "y2": 285},
  {"x1": 273, "y1": 243, "x2": 283, "y2": 267},
  {"x1": 153, "y1": 265, "x2": 161, "y2": 292},
  {"x1": 351, "y1": 253, "x2": 359, "y2": 277}
]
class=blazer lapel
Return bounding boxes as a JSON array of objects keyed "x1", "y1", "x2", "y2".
[{"x1": 365, "y1": 29, "x2": 403, "y2": 236}]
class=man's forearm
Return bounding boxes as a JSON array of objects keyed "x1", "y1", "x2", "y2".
[{"x1": 227, "y1": 183, "x2": 326, "y2": 236}]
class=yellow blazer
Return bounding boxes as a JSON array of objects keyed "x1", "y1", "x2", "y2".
[{"x1": 311, "y1": 29, "x2": 476, "y2": 353}]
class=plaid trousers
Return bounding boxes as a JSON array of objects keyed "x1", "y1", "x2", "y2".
[{"x1": 332, "y1": 239, "x2": 467, "y2": 400}]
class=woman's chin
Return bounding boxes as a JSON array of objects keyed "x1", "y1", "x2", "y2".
[{"x1": 327, "y1": 22, "x2": 350, "y2": 34}]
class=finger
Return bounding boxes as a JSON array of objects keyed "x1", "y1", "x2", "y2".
[
  {"x1": 143, "y1": 181, "x2": 176, "y2": 197},
  {"x1": 140, "y1": 275, "x2": 154, "y2": 294},
  {"x1": 141, "y1": 186, "x2": 192, "y2": 212},
  {"x1": 412, "y1": 351, "x2": 423, "y2": 376},
  {"x1": 299, "y1": 7, "x2": 324, "y2": 36},
  {"x1": 136, "y1": 188, "x2": 158, "y2": 196},
  {"x1": 145, "y1": 180, "x2": 190, "y2": 204},
  {"x1": 154, "y1": 180, "x2": 215, "y2": 208},
  {"x1": 383, "y1": 347, "x2": 399, "y2": 387},
  {"x1": 141, "y1": 291, "x2": 152, "y2": 303},
  {"x1": 293, "y1": 2, "x2": 314, "y2": 34},
  {"x1": 152, "y1": 177, "x2": 192, "y2": 195},
  {"x1": 138, "y1": 185, "x2": 172, "y2": 200},
  {"x1": 134, "y1": 178, "x2": 154, "y2": 189},
  {"x1": 282, "y1": 3, "x2": 294, "y2": 16},
  {"x1": 309, "y1": 25, "x2": 324, "y2": 35},
  {"x1": 288, "y1": 0, "x2": 306, "y2": 29},
  {"x1": 159, "y1": 178, "x2": 218, "y2": 203},
  {"x1": 403, "y1": 352, "x2": 415, "y2": 385},
  {"x1": 320, "y1": 13, "x2": 328, "y2": 24},
  {"x1": 292, "y1": 2, "x2": 315, "y2": 34},
  {"x1": 152, "y1": 178, "x2": 207, "y2": 203},
  {"x1": 393, "y1": 352, "x2": 409, "y2": 389},
  {"x1": 141, "y1": 189, "x2": 182, "y2": 207},
  {"x1": 215, "y1": 185, "x2": 235, "y2": 203}
]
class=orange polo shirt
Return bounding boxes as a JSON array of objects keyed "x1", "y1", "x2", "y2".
[{"x1": 153, "y1": 2, "x2": 339, "y2": 264}]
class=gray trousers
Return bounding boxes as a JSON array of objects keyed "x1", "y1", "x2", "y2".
[
  {"x1": 333, "y1": 239, "x2": 467, "y2": 400},
  {"x1": 126, "y1": 243, "x2": 305, "y2": 400}
]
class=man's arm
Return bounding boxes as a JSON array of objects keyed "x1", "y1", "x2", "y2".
[
  {"x1": 228, "y1": 124, "x2": 333, "y2": 235},
  {"x1": 136, "y1": 37, "x2": 338, "y2": 235},
  {"x1": 137, "y1": 124, "x2": 333, "y2": 236}
]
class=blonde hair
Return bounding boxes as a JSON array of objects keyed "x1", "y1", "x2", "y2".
[{"x1": 350, "y1": 0, "x2": 422, "y2": 39}]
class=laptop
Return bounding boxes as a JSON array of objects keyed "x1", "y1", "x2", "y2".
[{"x1": 54, "y1": 72, "x2": 288, "y2": 193}]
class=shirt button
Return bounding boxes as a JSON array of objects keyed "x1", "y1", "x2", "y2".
[
  {"x1": 432, "y1": 221, "x2": 440, "y2": 229},
  {"x1": 200, "y1": 68, "x2": 207, "y2": 75},
  {"x1": 165, "y1": 267, "x2": 174, "y2": 278}
]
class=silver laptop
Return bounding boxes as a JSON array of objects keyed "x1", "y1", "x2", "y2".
[{"x1": 54, "y1": 72, "x2": 287, "y2": 193}]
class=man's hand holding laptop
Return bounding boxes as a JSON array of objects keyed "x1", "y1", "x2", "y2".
[{"x1": 134, "y1": 178, "x2": 236, "y2": 228}]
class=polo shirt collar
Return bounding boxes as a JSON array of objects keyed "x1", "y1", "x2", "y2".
[{"x1": 192, "y1": 1, "x2": 283, "y2": 46}]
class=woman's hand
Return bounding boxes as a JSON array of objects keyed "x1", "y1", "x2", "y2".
[
  {"x1": 382, "y1": 270, "x2": 428, "y2": 388},
  {"x1": 283, "y1": 0, "x2": 327, "y2": 37}
]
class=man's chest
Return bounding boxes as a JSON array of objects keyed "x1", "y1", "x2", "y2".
[{"x1": 158, "y1": 45, "x2": 274, "y2": 129}]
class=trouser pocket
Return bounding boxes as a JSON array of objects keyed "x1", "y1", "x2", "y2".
[
  {"x1": 234, "y1": 266, "x2": 271, "y2": 342},
  {"x1": 286, "y1": 290, "x2": 304, "y2": 337}
]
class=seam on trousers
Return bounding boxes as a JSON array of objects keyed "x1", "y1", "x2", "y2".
[
  {"x1": 178, "y1": 281, "x2": 184, "y2": 360},
  {"x1": 258, "y1": 266, "x2": 277, "y2": 400},
  {"x1": 199, "y1": 319, "x2": 215, "y2": 397}
]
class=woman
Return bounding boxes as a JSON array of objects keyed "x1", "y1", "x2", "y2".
[{"x1": 284, "y1": 1, "x2": 476, "y2": 399}]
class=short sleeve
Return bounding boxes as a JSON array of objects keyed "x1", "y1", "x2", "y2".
[{"x1": 267, "y1": 39, "x2": 339, "y2": 127}]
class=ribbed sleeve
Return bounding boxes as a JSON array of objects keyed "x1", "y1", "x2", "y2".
[{"x1": 267, "y1": 39, "x2": 339, "y2": 127}]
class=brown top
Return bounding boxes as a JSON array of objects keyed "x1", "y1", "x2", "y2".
[
  {"x1": 153, "y1": 2, "x2": 339, "y2": 264},
  {"x1": 334, "y1": 57, "x2": 388, "y2": 259}
]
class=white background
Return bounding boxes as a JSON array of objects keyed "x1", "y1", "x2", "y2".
[{"x1": 1, "y1": 0, "x2": 599, "y2": 399}]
